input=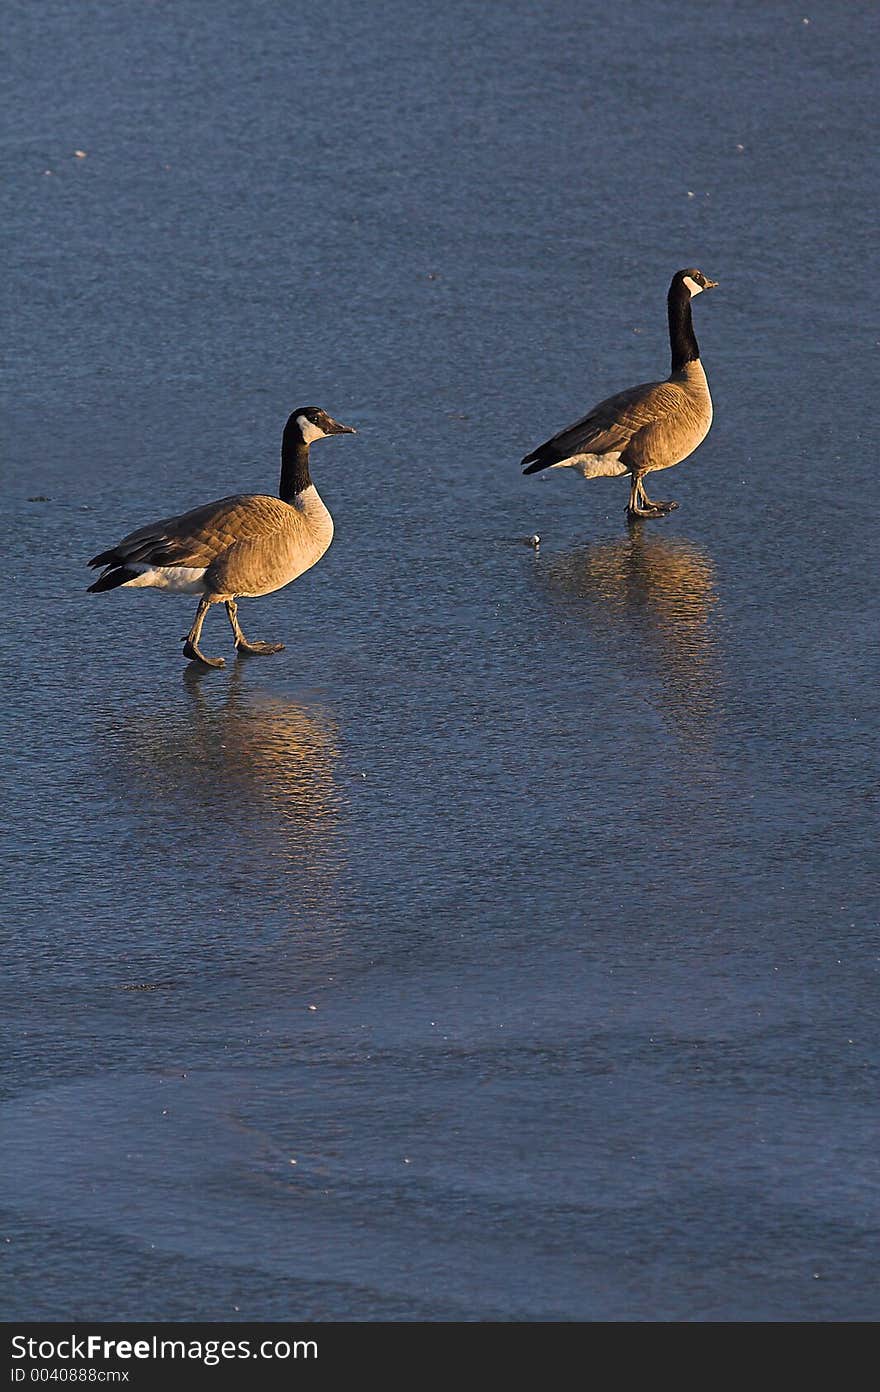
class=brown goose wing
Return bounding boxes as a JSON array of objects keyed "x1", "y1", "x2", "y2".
[
  {"x1": 88, "y1": 494, "x2": 291, "y2": 570},
  {"x1": 521, "y1": 379, "x2": 685, "y2": 472}
]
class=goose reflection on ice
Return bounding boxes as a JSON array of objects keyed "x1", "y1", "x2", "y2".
[
  {"x1": 117, "y1": 663, "x2": 344, "y2": 885},
  {"x1": 542, "y1": 524, "x2": 721, "y2": 744}
]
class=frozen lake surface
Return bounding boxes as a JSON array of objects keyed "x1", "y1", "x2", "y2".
[{"x1": 2, "y1": 0, "x2": 878, "y2": 1320}]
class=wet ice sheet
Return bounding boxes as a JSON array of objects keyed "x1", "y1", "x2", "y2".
[{"x1": 2, "y1": 0, "x2": 878, "y2": 1322}]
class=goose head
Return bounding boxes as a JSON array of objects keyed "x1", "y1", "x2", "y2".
[
  {"x1": 289, "y1": 407, "x2": 357, "y2": 445},
  {"x1": 673, "y1": 268, "x2": 719, "y2": 298}
]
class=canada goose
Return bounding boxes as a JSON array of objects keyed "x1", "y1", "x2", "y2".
[
  {"x1": 87, "y1": 407, "x2": 356, "y2": 667},
  {"x1": 521, "y1": 269, "x2": 717, "y2": 519}
]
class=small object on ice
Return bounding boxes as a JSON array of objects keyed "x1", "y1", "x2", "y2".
[
  {"x1": 403, "y1": 1157, "x2": 411, "y2": 1164},
  {"x1": 74, "y1": 150, "x2": 87, "y2": 158},
  {"x1": 308, "y1": 1004, "x2": 318, "y2": 1011},
  {"x1": 736, "y1": 143, "x2": 745, "y2": 151},
  {"x1": 289, "y1": 1158, "x2": 297, "y2": 1165},
  {"x1": 687, "y1": 190, "x2": 694, "y2": 198}
]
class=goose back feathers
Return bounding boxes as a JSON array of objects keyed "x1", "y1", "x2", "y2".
[
  {"x1": 88, "y1": 490, "x2": 333, "y2": 598},
  {"x1": 522, "y1": 364, "x2": 712, "y2": 480}
]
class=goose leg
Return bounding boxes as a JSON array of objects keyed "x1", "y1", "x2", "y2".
[
  {"x1": 639, "y1": 478, "x2": 678, "y2": 514},
  {"x1": 225, "y1": 599, "x2": 284, "y2": 656},
  {"x1": 182, "y1": 595, "x2": 225, "y2": 668},
  {"x1": 626, "y1": 475, "x2": 663, "y2": 519},
  {"x1": 626, "y1": 475, "x2": 676, "y2": 520}
]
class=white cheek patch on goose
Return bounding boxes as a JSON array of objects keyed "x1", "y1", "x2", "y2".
[
  {"x1": 683, "y1": 276, "x2": 703, "y2": 296},
  {"x1": 296, "y1": 415, "x2": 327, "y2": 444}
]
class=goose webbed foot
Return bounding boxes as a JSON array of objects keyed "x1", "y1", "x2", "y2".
[
  {"x1": 182, "y1": 596, "x2": 224, "y2": 667},
  {"x1": 641, "y1": 495, "x2": 678, "y2": 514},
  {"x1": 181, "y1": 636, "x2": 225, "y2": 669},
  {"x1": 225, "y1": 599, "x2": 283, "y2": 657},
  {"x1": 626, "y1": 502, "x2": 668, "y2": 520},
  {"x1": 235, "y1": 638, "x2": 285, "y2": 657},
  {"x1": 627, "y1": 477, "x2": 678, "y2": 520}
]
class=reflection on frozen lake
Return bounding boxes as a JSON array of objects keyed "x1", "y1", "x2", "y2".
[
  {"x1": 542, "y1": 527, "x2": 720, "y2": 745},
  {"x1": 118, "y1": 664, "x2": 344, "y2": 881}
]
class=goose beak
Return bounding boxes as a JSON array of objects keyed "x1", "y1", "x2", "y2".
[
  {"x1": 329, "y1": 420, "x2": 357, "y2": 434},
  {"x1": 704, "y1": 278, "x2": 719, "y2": 289}
]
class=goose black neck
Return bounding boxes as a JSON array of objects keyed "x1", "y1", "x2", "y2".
[
  {"x1": 668, "y1": 284, "x2": 700, "y2": 372},
  {"x1": 280, "y1": 425, "x2": 312, "y2": 501}
]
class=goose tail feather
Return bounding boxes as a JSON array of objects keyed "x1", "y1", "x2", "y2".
[
  {"x1": 521, "y1": 448, "x2": 554, "y2": 475},
  {"x1": 87, "y1": 566, "x2": 138, "y2": 593}
]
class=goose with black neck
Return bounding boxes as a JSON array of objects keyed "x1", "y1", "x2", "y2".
[
  {"x1": 521, "y1": 269, "x2": 718, "y2": 520},
  {"x1": 87, "y1": 407, "x2": 356, "y2": 668}
]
